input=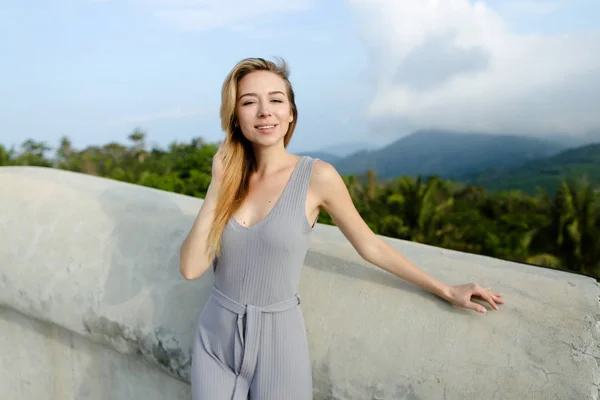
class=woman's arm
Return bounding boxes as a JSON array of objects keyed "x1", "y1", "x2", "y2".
[
  {"x1": 310, "y1": 160, "x2": 503, "y2": 313},
  {"x1": 179, "y1": 181, "x2": 220, "y2": 280},
  {"x1": 180, "y1": 142, "x2": 226, "y2": 280}
]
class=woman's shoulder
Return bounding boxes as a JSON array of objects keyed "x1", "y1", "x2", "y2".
[
  {"x1": 301, "y1": 156, "x2": 344, "y2": 194},
  {"x1": 288, "y1": 154, "x2": 337, "y2": 177},
  {"x1": 284, "y1": 152, "x2": 343, "y2": 188}
]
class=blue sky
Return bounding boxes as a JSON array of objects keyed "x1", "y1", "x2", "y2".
[{"x1": 1, "y1": 0, "x2": 599, "y2": 154}]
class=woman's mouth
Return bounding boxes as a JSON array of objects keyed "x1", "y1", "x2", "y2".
[{"x1": 255, "y1": 124, "x2": 278, "y2": 134}]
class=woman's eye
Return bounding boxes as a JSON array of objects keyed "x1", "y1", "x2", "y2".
[{"x1": 241, "y1": 99, "x2": 282, "y2": 106}]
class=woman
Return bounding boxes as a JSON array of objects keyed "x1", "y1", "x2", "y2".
[{"x1": 179, "y1": 57, "x2": 504, "y2": 399}]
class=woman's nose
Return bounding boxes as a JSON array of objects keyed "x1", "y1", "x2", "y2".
[{"x1": 257, "y1": 103, "x2": 271, "y2": 117}]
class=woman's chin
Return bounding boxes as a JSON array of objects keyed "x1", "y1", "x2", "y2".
[{"x1": 250, "y1": 134, "x2": 286, "y2": 148}]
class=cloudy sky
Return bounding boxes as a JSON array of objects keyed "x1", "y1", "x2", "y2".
[{"x1": 1, "y1": 0, "x2": 599, "y2": 153}]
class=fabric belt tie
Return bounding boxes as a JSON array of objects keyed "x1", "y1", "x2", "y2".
[{"x1": 210, "y1": 286, "x2": 301, "y2": 400}]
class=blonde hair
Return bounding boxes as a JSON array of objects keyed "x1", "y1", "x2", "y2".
[{"x1": 207, "y1": 57, "x2": 298, "y2": 258}]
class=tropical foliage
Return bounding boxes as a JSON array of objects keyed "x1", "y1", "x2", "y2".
[{"x1": 2, "y1": 131, "x2": 598, "y2": 280}]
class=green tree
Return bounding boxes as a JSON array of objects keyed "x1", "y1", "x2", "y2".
[
  {"x1": 533, "y1": 179, "x2": 600, "y2": 274},
  {"x1": 379, "y1": 175, "x2": 453, "y2": 245},
  {"x1": 0, "y1": 144, "x2": 15, "y2": 166},
  {"x1": 13, "y1": 139, "x2": 53, "y2": 167}
]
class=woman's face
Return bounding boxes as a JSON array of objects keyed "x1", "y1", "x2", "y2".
[{"x1": 235, "y1": 70, "x2": 294, "y2": 147}]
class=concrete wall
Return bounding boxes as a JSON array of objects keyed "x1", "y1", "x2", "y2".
[
  {"x1": 1, "y1": 165, "x2": 598, "y2": 400},
  {"x1": 1, "y1": 306, "x2": 191, "y2": 400}
]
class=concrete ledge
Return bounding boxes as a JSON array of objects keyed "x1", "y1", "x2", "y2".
[
  {"x1": 0, "y1": 306, "x2": 191, "y2": 399},
  {"x1": 1, "y1": 165, "x2": 599, "y2": 399}
]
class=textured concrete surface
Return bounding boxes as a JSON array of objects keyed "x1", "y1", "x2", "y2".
[
  {"x1": 0, "y1": 306, "x2": 191, "y2": 400},
  {"x1": 1, "y1": 165, "x2": 599, "y2": 400}
]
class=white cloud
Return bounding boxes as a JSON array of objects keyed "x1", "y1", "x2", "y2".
[
  {"x1": 501, "y1": 0, "x2": 564, "y2": 15},
  {"x1": 349, "y1": 0, "x2": 600, "y2": 136},
  {"x1": 146, "y1": 0, "x2": 314, "y2": 31}
]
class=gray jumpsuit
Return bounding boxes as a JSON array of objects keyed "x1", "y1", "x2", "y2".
[{"x1": 191, "y1": 156, "x2": 317, "y2": 400}]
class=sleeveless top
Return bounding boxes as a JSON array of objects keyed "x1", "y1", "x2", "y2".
[{"x1": 213, "y1": 156, "x2": 318, "y2": 307}]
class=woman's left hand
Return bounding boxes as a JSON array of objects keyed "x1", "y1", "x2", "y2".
[{"x1": 446, "y1": 283, "x2": 504, "y2": 313}]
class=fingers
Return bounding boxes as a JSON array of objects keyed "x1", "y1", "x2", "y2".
[
  {"x1": 486, "y1": 288, "x2": 504, "y2": 304},
  {"x1": 467, "y1": 300, "x2": 488, "y2": 313},
  {"x1": 478, "y1": 287, "x2": 498, "y2": 310},
  {"x1": 485, "y1": 295, "x2": 499, "y2": 310},
  {"x1": 451, "y1": 283, "x2": 504, "y2": 314},
  {"x1": 492, "y1": 292, "x2": 504, "y2": 304},
  {"x1": 476, "y1": 285, "x2": 503, "y2": 311}
]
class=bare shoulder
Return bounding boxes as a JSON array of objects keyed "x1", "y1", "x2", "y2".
[
  {"x1": 311, "y1": 159, "x2": 340, "y2": 182},
  {"x1": 309, "y1": 159, "x2": 346, "y2": 203},
  {"x1": 307, "y1": 158, "x2": 377, "y2": 256}
]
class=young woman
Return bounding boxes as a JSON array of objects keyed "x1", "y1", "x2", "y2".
[{"x1": 179, "y1": 57, "x2": 504, "y2": 399}]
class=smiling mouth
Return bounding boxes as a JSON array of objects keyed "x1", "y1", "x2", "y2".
[{"x1": 256, "y1": 124, "x2": 278, "y2": 130}]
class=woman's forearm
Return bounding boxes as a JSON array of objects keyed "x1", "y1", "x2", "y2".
[
  {"x1": 365, "y1": 238, "x2": 453, "y2": 301},
  {"x1": 179, "y1": 182, "x2": 221, "y2": 280}
]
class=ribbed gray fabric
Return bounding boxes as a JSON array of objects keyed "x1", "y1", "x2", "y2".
[{"x1": 191, "y1": 156, "x2": 317, "y2": 400}]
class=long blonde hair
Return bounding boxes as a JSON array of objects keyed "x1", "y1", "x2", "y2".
[{"x1": 207, "y1": 57, "x2": 298, "y2": 258}]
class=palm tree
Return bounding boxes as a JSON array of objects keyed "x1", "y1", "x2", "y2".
[
  {"x1": 533, "y1": 178, "x2": 600, "y2": 274},
  {"x1": 381, "y1": 175, "x2": 453, "y2": 244},
  {"x1": 56, "y1": 136, "x2": 78, "y2": 170},
  {"x1": 129, "y1": 128, "x2": 148, "y2": 163}
]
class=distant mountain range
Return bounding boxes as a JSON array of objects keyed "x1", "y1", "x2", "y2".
[
  {"x1": 328, "y1": 130, "x2": 565, "y2": 179},
  {"x1": 463, "y1": 142, "x2": 600, "y2": 194},
  {"x1": 297, "y1": 150, "x2": 342, "y2": 164},
  {"x1": 300, "y1": 130, "x2": 599, "y2": 194},
  {"x1": 319, "y1": 141, "x2": 378, "y2": 157},
  {"x1": 298, "y1": 140, "x2": 378, "y2": 164}
]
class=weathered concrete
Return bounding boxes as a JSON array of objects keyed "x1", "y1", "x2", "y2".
[
  {"x1": 0, "y1": 306, "x2": 191, "y2": 400},
  {"x1": 0, "y1": 165, "x2": 598, "y2": 400}
]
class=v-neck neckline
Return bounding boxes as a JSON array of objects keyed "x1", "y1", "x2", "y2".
[{"x1": 229, "y1": 156, "x2": 305, "y2": 230}]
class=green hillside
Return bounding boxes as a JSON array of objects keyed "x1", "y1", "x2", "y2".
[
  {"x1": 332, "y1": 130, "x2": 565, "y2": 179},
  {"x1": 465, "y1": 143, "x2": 600, "y2": 194}
]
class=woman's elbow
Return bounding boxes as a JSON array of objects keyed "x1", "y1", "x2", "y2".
[
  {"x1": 179, "y1": 248, "x2": 209, "y2": 280},
  {"x1": 179, "y1": 256, "x2": 194, "y2": 280},
  {"x1": 179, "y1": 260, "x2": 209, "y2": 280},
  {"x1": 356, "y1": 236, "x2": 381, "y2": 263},
  {"x1": 180, "y1": 264, "x2": 200, "y2": 280}
]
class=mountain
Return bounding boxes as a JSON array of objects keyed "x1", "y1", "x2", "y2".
[
  {"x1": 297, "y1": 150, "x2": 341, "y2": 164},
  {"x1": 463, "y1": 143, "x2": 600, "y2": 194},
  {"x1": 319, "y1": 141, "x2": 377, "y2": 157},
  {"x1": 528, "y1": 131, "x2": 600, "y2": 148},
  {"x1": 298, "y1": 140, "x2": 378, "y2": 165},
  {"x1": 332, "y1": 130, "x2": 566, "y2": 179}
]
